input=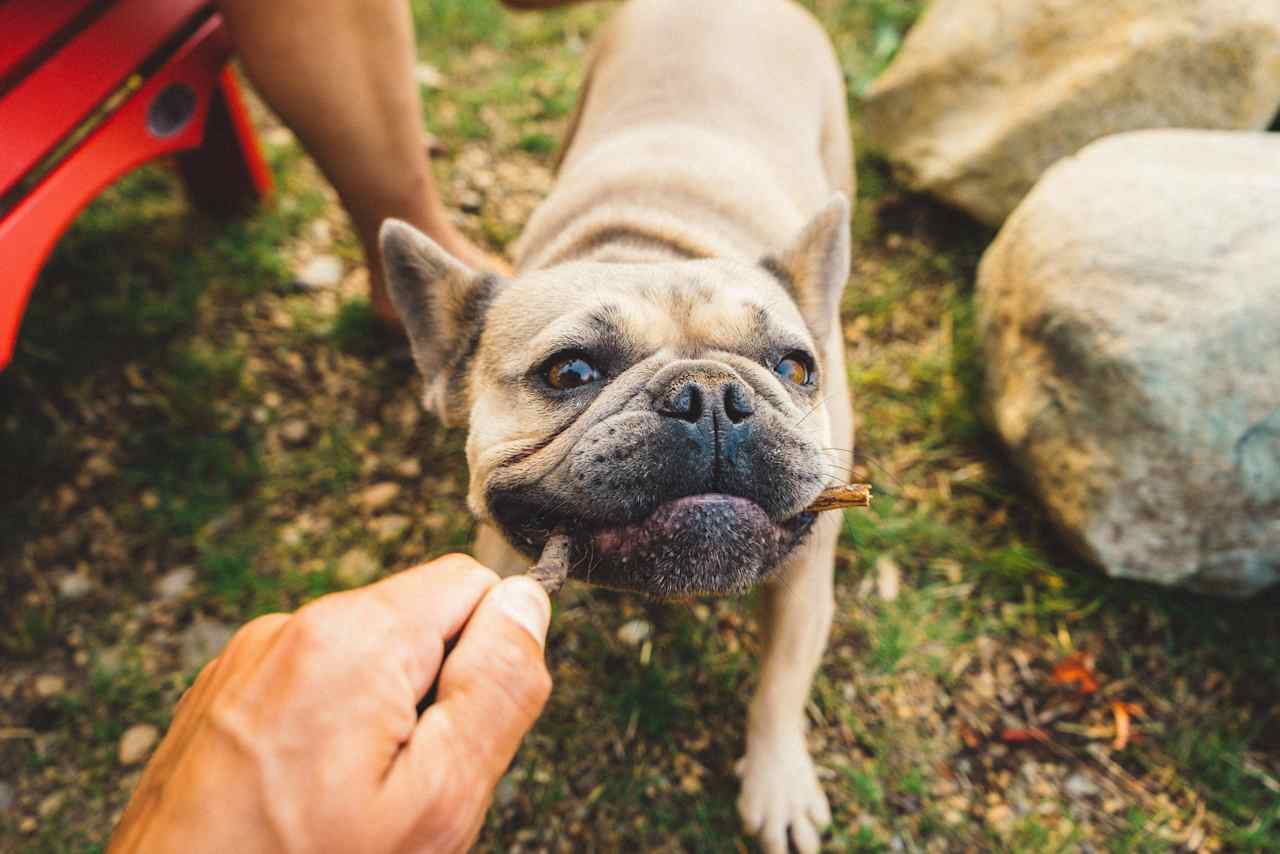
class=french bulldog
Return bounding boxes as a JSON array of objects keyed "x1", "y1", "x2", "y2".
[{"x1": 381, "y1": 0, "x2": 854, "y2": 850}]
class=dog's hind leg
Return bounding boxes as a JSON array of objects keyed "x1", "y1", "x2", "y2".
[{"x1": 736, "y1": 514, "x2": 839, "y2": 854}]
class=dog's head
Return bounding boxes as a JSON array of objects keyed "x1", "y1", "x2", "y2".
[{"x1": 381, "y1": 196, "x2": 851, "y2": 597}]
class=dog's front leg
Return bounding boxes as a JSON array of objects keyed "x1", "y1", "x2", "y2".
[{"x1": 737, "y1": 516, "x2": 837, "y2": 854}]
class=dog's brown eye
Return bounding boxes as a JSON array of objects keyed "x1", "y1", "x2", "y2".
[
  {"x1": 775, "y1": 352, "x2": 813, "y2": 386},
  {"x1": 546, "y1": 356, "x2": 600, "y2": 390}
]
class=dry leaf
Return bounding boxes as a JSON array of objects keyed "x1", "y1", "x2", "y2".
[
  {"x1": 1111, "y1": 701, "x2": 1144, "y2": 750},
  {"x1": 1052, "y1": 652, "x2": 1100, "y2": 694}
]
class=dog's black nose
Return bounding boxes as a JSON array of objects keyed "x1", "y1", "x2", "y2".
[
  {"x1": 657, "y1": 376, "x2": 755, "y2": 426},
  {"x1": 658, "y1": 380, "x2": 704, "y2": 422}
]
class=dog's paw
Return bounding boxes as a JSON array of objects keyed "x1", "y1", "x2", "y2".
[{"x1": 735, "y1": 731, "x2": 831, "y2": 854}]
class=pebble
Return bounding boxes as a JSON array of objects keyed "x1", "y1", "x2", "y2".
[
  {"x1": 875, "y1": 554, "x2": 901, "y2": 602},
  {"x1": 180, "y1": 618, "x2": 235, "y2": 671},
  {"x1": 155, "y1": 566, "x2": 196, "y2": 601},
  {"x1": 296, "y1": 255, "x2": 344, "y2": 289},
  {"x1": 118, "y1": 724, "x2": 160, "y2": 766},
  {"x1": 370, "y1": 515, "x2": 412, "y2": 543},
  {"x1": 414, "y1": 63, "x2": 447, "y2": 89},
  {"x1": 1063, "y1": 771, "x2": 1101, "y2": 799},
  {"x1": 19, "y1": 816, "x2": 36, "y2": 834},
  {"x1": 56, "y1": 570, "x2": 93, "y2": 600},
  {"x1": 336, "y1": 548, "x2": 380, "y2": 587},
  {"x1": 279, "y1": 418, "x2": 310, "y2": 445},
  {"x1": 395, "y1": 458, "x2": 422, "y2": 479},
  {"x1": 37, "y1": 792, "x2": 64, "y2": 818},
  {"x1": 359, "y1": 482, "x2": 401, "y2": 513},
  {"x1": 616, "y1": 620, "x2": 652, "y2": 647},
  {"x1": 33, "y1": 674, "x2": 66, "y2": 699}
]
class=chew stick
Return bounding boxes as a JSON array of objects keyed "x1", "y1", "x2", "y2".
[
  {"x1": 805, "y1": 483, "x2": 872, "y2": 513},
  {"x1": 529, "y1": 532, "x2": 573, "y2": 595}
]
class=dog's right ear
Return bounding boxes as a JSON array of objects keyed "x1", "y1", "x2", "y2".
[{"x1": 380, "y1": 219, "x2": 501, "y2": 427}]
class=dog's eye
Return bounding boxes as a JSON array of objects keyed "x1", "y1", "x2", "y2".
[
  {"x1": 774, "y1": 352, "x2": 814, "y2": 386},
  {"x1": 546, "y1": 355, "x2": 600, "y2": 390}
]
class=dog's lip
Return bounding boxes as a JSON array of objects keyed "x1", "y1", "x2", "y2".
[{"x1": 582, "y1": 493, "x2": 814, "y2": 555}]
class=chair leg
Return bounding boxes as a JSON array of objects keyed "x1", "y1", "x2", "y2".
[{"x1": 175, "y1": 66, "x2": 273, "y2": 215}]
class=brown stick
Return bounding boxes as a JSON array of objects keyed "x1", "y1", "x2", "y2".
[
  {"x1": 529, "y1": 532, "x2": 573, "y2": 595},
  {"x1": 805, "y1": 483, "x2": 872, "y2": 513}
]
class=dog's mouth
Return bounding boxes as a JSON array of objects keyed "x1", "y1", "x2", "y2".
[{"x1": 493, "y1": 492, "x2": 816, "y2": 598}]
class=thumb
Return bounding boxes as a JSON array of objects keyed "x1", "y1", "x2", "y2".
[{"x1": 389, "y1": 576, "x2": 552, "y2": 806}]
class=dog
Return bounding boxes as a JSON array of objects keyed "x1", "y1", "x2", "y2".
[{"x1": 381, "y1": 0, "x2": 853, "y2": 850}]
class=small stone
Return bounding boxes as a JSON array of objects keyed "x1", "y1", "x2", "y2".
[
  {"x1": 19, "y1": 816, "x2": 36, "y2": 834},
  {"x1": 422, "y1": 512, "x2": 449, "y2": 533},
  {"x1": 296, "y1": 255, "x2": 344, "y2": 289},
  {"x1": 395, "y1": 458, "x2": 422, "y2": 479},
  {"x1": 493, "y1": 774, "x2": 519, "y2": 809},
  {"x1": 1063, "y1": 771, "x2": 1101, "y2": 800},
  {"x1": 179, "y1": 618, "x2": 235, "y2": 671},
  {"x1": 55, "y1": 484, "x2": 77, "y2": 514},
  {"x1": 336, "y1": 548, "x2": 380, "y2": 587},
  {"x1": 370, "y1": 515, "x2": 412, "y2": 543},
  {"x1": 37, "y1": 792, "x2": 64, "y2": 818},
  {"x1": 358, "y1": 482, "x2": 401, "y2": 514},
  {"x1": 33, "y1": 674, "x2": 65, "y2": 699},
  {"x1": 119, "y1": 724, "x2": 160, "y2": 766},
  {"x1": 155, "y1": 566, "x2": 196, "y2": 601},
  {"x1": 0, "y1": 780, "x2": 14, "y2": 811},
  {"x1": 56, "y1": 570, "x2": 93, "y2": 600},
  {"x1": 414, "y1": 63, "x2": 447, "y2": 89},
  {"x1": 875, "y1": 554, "x2": 901, "y2": 602},
  {"x1": 617, "y1": 620, "x2": 652, "y2": 647},
  {"x1": 279, "y1": 418, "x2": 310, "y2": 445}
]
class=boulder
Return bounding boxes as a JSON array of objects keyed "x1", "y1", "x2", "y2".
[
  {"x1": 976, "y1": 129, "x2": 1280, "y2": 595},
  {"x1": 865, "y1": 0, "x2": 1280, "y2": 225}
]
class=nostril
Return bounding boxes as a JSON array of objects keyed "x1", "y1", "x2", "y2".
[
  {"x1": 723, "y1": 383, "x2": 754, "y2": 423},
  {"x1": 659, "y1": 382, "x2": 703, "y2": 422}
]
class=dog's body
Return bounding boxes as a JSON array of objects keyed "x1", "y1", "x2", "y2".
[{"x1": 383, "y1": 1, "x2": 854, "y2": 850}]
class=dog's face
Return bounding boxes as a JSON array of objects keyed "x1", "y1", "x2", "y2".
[{"x1": 382, "y1": 197, "x2": 851, "y2": 597}]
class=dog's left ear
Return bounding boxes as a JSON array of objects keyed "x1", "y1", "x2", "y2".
[
  {"x1": 380, "y1": 219, "x2": 502, "y2": 427},
  {"x1": 761, "y1": 194, "x2": 851, "y2": 342}
]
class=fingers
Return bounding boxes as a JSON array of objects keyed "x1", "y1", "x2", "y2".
[
  {"x1": 307, "y1": 553, "x2": 502, "y2": 699},
  {"x1": 391, "y1": 576, "x2": 552, "y2": 802}
]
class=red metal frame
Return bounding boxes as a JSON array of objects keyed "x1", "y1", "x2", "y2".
[{"x1": 0, "y1": 3, "x2": 272, "y2": 371}]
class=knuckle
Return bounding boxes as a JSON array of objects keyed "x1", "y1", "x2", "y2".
[
  {"x1": 232, "y1": 613, "x2": 289, "y2": 649},
  {"x1": 287, "y1": 598, "x2": 353, "y2": 653},
  {"x1": 436, "y1": 552, "x2": 501, "y2": 587}
]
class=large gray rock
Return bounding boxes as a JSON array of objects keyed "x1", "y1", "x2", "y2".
[
  {"x1": 865, "y1": 0, "x2": 1280, "y2": 226},
  {"x1": 976, "y1": 129, "x2": 1280, "y2": 595}
]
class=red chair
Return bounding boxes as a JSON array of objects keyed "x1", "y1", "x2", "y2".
[{"x1": 0, "y1": 0, "x2": 273, "y2": 370}]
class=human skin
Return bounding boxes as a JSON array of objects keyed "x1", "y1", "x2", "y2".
[
  {"x1": 213, "y1": 0, "x2": 510, "y2": 325},
  {"x1": 108, "y1": 555, "x2": 552, "y2": 854}
]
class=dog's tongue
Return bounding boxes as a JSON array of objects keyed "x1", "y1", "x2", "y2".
[{"x1": 591, "y1": 494, "x2": 781, "y2": 556}]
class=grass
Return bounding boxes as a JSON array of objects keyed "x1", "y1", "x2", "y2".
[{"x1": 2, "y1": 0, "x2": 1278, "y2": 851}]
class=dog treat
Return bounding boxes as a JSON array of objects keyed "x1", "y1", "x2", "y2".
[
  {"x1": 529, "y1": 532, "x2": 573, "y2": 595},
  {"x1": 806, "y1": 483, "x2": 872, "y2": 513}
]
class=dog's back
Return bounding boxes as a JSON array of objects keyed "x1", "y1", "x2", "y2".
[{"x1": 514, "y1": 0, "x2": 852, "y2": 270}]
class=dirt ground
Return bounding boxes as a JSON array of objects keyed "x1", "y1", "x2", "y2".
[{"x1": 2, "y1": 1, "x2": 1277, "y2": 851}]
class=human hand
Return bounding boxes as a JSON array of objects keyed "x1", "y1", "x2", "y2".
[{"x1": 108, "y1": 554, "x2": 552, "y2": 854}]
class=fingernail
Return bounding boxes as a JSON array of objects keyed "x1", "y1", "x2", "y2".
[{"x1": 492, "y1": 576, "x2": 551, "y2": 648}]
